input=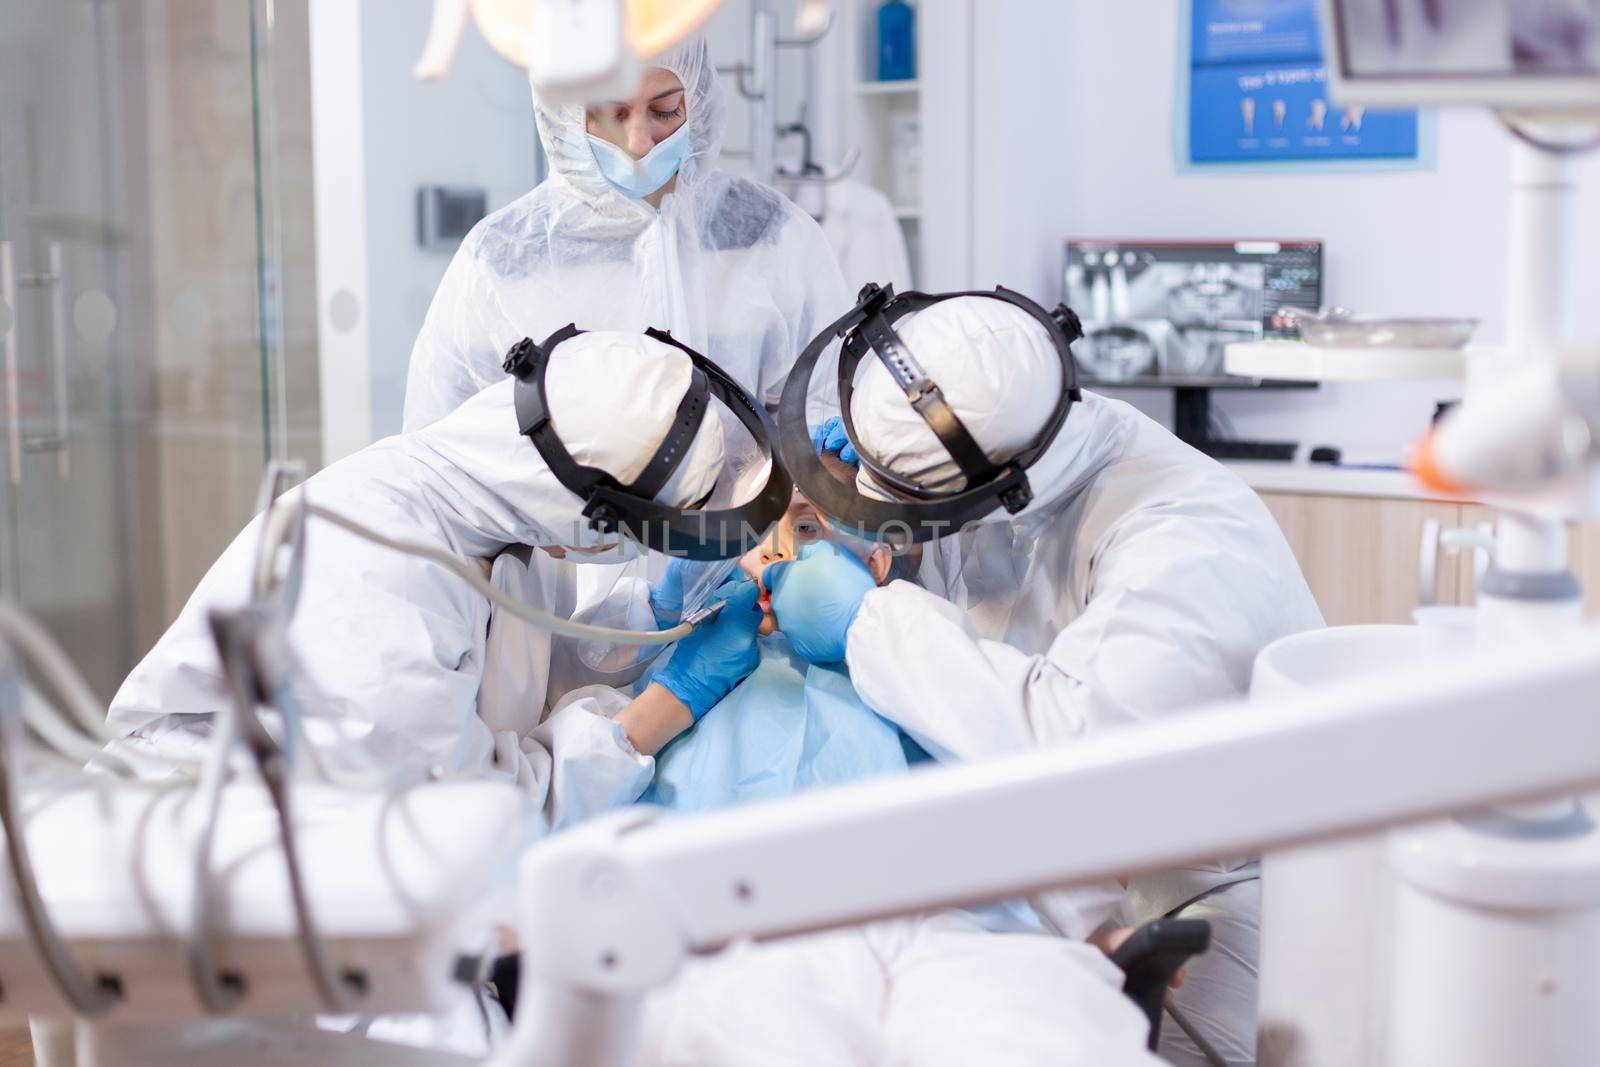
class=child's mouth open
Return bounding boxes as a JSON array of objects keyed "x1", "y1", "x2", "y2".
[{"x1": 755, "y1": 569, "x2": 779, "y2": 635}]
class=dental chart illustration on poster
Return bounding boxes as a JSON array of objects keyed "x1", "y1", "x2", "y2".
[{"x1": 1188, "y1": 0, "x2": 1420, "y2": 164}]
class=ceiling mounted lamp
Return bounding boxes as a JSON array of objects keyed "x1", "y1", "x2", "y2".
[{"x1": 413, "y1": 0, "x2": 732, "y2": 103}]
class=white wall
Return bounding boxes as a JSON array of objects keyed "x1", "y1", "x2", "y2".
[
  {"x1": 1004, "y1": 0, "x2": 1600, "y2": 455},
  {"x1": 311, "y1": 1, "x2": 543, "y2": 453},
  {"x1": 359, "y1": 0, "x2": 542, "y2": 437},
  {"x1": 310, "y1": 0, "x2": 374, "y2": 461},
  {"x1": 701, "y1": 0, "x2": 822, "y2": 183},
  {"x1": 968, "y1": 2, "x2": 1077, "y2": 300}
]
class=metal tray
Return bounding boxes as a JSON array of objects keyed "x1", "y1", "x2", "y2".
[{"x1": 1298, "y1": 316, "x2": 1479, "y2": 350}]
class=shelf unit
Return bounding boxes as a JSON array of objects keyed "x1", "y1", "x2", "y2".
[
  {"x1": 1225, "y1": 341, "x2": 1482, "y2": 382},
  {"x1": 839, "y1": 0, "x2": 923, "y2": 283},
  {"x1": 855, "y1": 78, "x2": 920, "y2": 96}
]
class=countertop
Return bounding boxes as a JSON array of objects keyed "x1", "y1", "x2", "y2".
[{"x1": 1222, "y1": 460, "x2": 1478, "y2": 503}]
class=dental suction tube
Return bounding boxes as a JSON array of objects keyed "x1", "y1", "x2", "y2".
[{"x1": 256, "y1": 498, "x2": 715, "y2": 647}]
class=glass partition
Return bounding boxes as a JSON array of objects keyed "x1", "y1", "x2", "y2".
[{"x1": 0, "y1": 0, "x2": 320, "y2": 699}]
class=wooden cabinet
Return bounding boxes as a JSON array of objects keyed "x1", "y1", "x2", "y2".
[
  {"x1": 1258, "y1": 494, "x2": 1464, "y2": 626},
  {"x1": 1259, "y1": 493, "x2": 1600, "y2": 627}
]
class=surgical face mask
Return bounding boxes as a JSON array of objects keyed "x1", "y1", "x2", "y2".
[{"x1": 587, "y1": 122, "x2": 690, "y2": 199}]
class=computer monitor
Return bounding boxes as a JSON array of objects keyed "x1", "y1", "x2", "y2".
[
  {"x1": 1063, "y1": 239, "x2": 1324, "y2": 385},
  {"x1": 1321, "y1": 0, "x2": 1600, "y2": 109}
]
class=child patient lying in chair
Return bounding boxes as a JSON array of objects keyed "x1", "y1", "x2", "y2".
[
  {"x1": 641, "y1": 476, "x2": 932, "y2": 814},
  {"x1": 607, "y1": 453, "x2": 1168, "y2": 1067}
]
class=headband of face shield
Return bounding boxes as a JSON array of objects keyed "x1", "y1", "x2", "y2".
[
  {"x1": 777, "y1": 284, "x2": 1085, "y2": 546},
  {"x1": 505, "y1": 324, "x2": 792, "y2": 562}
]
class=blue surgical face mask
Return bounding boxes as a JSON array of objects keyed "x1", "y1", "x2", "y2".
[{"x1": 587, "y1": 122, "x2": 691, "y2": 199}]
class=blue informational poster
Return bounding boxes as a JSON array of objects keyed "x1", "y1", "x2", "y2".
[{"x1": 1188, "y1": 0, "x2": 1419, "y2": 165}]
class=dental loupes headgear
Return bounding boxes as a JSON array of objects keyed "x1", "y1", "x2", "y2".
[
  {"x1": 505, "y1": 325, "x2": 792, "y2": 560},
  {"x1": 778, "y1": 284, "x2": 1084, "y2": 546}
]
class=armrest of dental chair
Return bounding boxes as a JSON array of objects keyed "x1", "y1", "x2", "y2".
[{"x1": 1110, "y1": 918, "x2": 1212, "y2": 1052}]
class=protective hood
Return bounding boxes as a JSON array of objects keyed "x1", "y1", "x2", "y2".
[
  {"x1": 405, "y1": 330, "x2": 725, "y2": 555},
  {"x1": 104, "y1": 335, "x2": 734, "y2": 771},
  {"x1": 545, "y1": 330, "x2": 726, "y2": 508},
  {"x1": 404, "y1": 33, "x2": 848, "y2": 440},
  {"x1": 532, "y1": 35, "x2": 726, "y2": 216},
  {"x1": 851, "y1": 297, "x2": 1130, "y2": 526}
]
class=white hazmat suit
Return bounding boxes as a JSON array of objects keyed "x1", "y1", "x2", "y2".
[
  {"x1": 837, "y1": 297, "x2": 1325, "y2": 1067},
  {"x1": 403, "y1": 35, "x2": 849, "y2": 432},
  {"x1": 108, "y1": 332, "x2": 727, "y2": 828}
]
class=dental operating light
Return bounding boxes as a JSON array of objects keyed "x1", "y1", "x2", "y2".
[{"x1": 415, "y1": 0, "x2": 795, "y2": 104}]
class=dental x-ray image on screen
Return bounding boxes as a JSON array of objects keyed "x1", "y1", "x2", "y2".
[
  {"x1": 1063, "y1": 241, "x2": 1323, "y2": 383},
  {"x1": 1334, "y1": 0, "x2": 1600, "y2": 76}
]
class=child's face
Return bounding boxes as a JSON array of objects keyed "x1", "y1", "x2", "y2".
[{"x1": 739, "y1": 491, "x2": 893, "y2": 636}]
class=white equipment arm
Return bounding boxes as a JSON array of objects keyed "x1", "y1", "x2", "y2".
[
  {"x1": 0, "y1": 776, "x2": 525, "y2": 1024},
  {"x1": 498, "y1": 626, "x2": 1600, "y2": 1066}
]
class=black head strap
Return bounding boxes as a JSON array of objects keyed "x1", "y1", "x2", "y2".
[
  {"x1": 506, "y1": 325, "x2": 792, "y2": 560},
  {"x1": 838, "y1": 284, "x2": 1083, "y2": 513},
  {"x1": 629, "y1": 360, "x2": 709, "y2": 500},
  {"x1": 854, "y1": 308, "x2": 997, "y2": 488},
  {"x1": 506, "y1": 324, "x2": 709, "y2": 503},
  {"x1": 776, "y1": 284, "x2": 1084, "y2": 545}
]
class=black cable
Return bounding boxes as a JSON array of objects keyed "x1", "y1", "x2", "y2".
[
  {"x1": 0, "y1": 659, "x2": 119, "y2": 1016},
  {"x1": 187, "y1": 612, "x2": 366, "y2": 1015},
  {"x1": 1165, "y1": 1000, "x2": 1231, "y2": 1067},
  {"x1": 186, "y1": 711, "x2": 245, "y2": 1014},
  {"x1": 252, "y1": 739, "x2": 367, "y2": 1012},
  {"x1": 1209, "y1": 405, "x2": 1240, "y2": 442}
]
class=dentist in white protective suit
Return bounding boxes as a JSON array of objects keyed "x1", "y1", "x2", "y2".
[
  {"x1": 106, "y1": 331, "x2": 771, "y2": 832},
  {"x1": 768, "y1": 291, "x2": 1328, "y2": 1067}
]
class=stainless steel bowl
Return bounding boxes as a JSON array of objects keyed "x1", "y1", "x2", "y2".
[{"x1": 1299, "y1": 316, "x2": 1480, "y2": 350}]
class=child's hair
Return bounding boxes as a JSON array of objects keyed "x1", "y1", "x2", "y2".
[
  {"x1": 817, "y1": 449, "x2": 858, "y2": 487},
  {"x1": 884, "y1": 551, "x2": 919, "y2": 584}
]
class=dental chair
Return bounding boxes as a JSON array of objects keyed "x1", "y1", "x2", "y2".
[{"x1": 486, "y1": 916, "x2": 1213, "y2": 1056}]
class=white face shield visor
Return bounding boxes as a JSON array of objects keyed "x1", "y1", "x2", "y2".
[
  {"x1": 560, "y1": 428, "x2": 776, "y2": 683},
  {"x1": 509, "y1": 326, "x2": 789, "y2": 682}
]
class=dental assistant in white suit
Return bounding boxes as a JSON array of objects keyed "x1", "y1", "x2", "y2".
[{"x1": 403, "y1": 34, "x2": 849, "y2": 432}]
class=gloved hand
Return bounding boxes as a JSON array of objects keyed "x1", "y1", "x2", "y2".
[
  {"x1": 810, "y1": 415, "x2": 859, "y2": 465},
  {"x1": 763, "y1": 542, "x2": 876, "y2": 665},
  {"x1": 653, "y1": 576, "x2": 764, "y2": 719},
  {"x1": 649, "y1": 557, "x2": 695, "y2": 628}
]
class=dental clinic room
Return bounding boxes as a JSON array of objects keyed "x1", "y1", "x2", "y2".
[{"x1": 4, "y1": 1, "x2": 1600, "y2": 1065}]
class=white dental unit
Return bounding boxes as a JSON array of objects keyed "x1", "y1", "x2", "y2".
[{"x1": 5, "y1": 1, "x2": 1600, "y2": 1065}]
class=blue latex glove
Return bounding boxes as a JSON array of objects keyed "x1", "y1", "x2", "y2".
[
  {"x1": 653, "y1": 576, "x2": 764, "y2": 719},
  {"x1": 809, "y1": 415, "x2": 859, "y2": 465},
  {"x1": 649, "y1": 557, "x2": 695, "y2": 628},
  {"x1": 763, "y1": 542, "x2": 876, "y2": 665}
]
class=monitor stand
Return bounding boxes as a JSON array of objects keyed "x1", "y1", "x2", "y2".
[{"x1": 1173, "y1": 386, "x2": 1298, "y2": 462}]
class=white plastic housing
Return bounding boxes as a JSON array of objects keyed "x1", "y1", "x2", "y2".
[
  {"x1": 1252, "y1": 625, "x2": 1427, "y2": 1067},
  {"x1": 528, "y1": 0, "x2": 642, "y2": 106},
  {"x1": 1388, "y1": 819, "x2": 1600, "y2": 1067},
  {"x1": 0, "y1": 777, "x2": 526, "y2": 1022}
]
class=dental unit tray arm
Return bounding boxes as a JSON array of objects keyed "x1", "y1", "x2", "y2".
[{"x1": 496, "y1": 625, "x2": 1600, "y2": 1066}]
